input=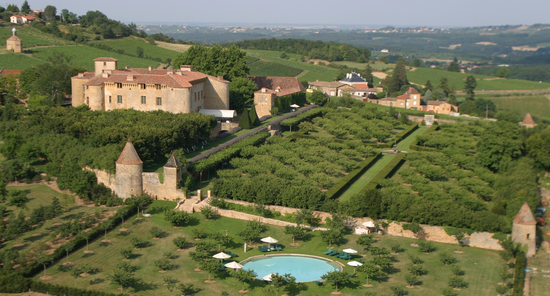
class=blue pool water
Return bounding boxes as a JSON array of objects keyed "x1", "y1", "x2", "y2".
[{"x1": 242, "y1": 255, "x2": 341, "y2": 282}]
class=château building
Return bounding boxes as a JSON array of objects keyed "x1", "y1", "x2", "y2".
[{"x1": 71, "y1": 58, "x2": 230, "y2": 114}]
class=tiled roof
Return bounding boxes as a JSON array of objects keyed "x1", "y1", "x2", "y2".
[
  {"x1": 80, "y1": 68, "x2": 225, "y2": 89},
  {"x1": 23, "y1": 16, "x2": 36, "y2": 20},
  {"x1": 397, "y1": 93, "x2": 410, "y2": 99},
  {"x1": 248, "y1": 76, "x2": 305, "y2": 97},
  {"x1": 408, "y1": 87, "x2": 420, "y2": 94},
  {"x1": 521, "y1": 113, "x2": 536, "y2": 125},
  {"x1": 380, "y1": 98, "x2": 398, "y2": 102},
  {"x1": 94, "y1": 57, "x2": 119, "y2": 62},
  {"x1": 354, "y1": 87, "x2": 378, "y2": 92},
  {"x1": 7, "y1": 36, "x2": 21, "y2": 41},
  {"x1": 0, "y1": 70, "x2": 22, "y2": 76},
  {"x1": 513, "y1": 202, "x2": 536, "y2": 225},
  {"x1": 308, "y1": 81, "x2": 346, "y2": 88},
  {"x1": 164, "y1": 154, "x2": 182, "y2": 168},
  {"x1": 427, "y1": 100, "x2": 446, "y2": 106},
  {"x1": 116, "y1": 140, "x2": 143, "y2": 165},
  {"x1": 354, "y1": 83, "x2": 369, "y2": 88}
]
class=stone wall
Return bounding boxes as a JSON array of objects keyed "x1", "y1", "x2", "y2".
[
  {"x1": 85, "y1": 167, "x2": 115, "y2": 191},
  {"x1": 142, "y1": 172, "x2": 186, "y2": 201},
  {"x1": 408, "y1": 115, "x2": 457, "y2": 124},
  {"x1": 218, "y1": 199, "x2": 504, "y2": 251}
]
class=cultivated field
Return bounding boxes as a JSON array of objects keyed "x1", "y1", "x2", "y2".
[
  {"x1": 482, "y1": 94, "x2": 550, "y2": 121},
  {"x1": 0, "y1": 52, "x2": 45, "y2": 69},
  {"x1": 89, "y1": 37, "x2": 180, "y2": 61}
]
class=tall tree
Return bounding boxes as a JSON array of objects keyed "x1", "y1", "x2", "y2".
[
  {"x1": 229, "y1": 77, "x2": 257, "y2": 112},
  {"x1": 44, "y1": 5, "x2": 57, "y2": 21},
  {"x1": 463, "y1": 75, "x2": 477, "y2": 100},
  {"x1": 173, "y1": 45, "x2": 249, "y2": 81},
  {"x1": 20, "y1": 1, "x2": 30, "y2": 14},
  {"x1": 424, "y1": 80, "x2": 434, "y2": 94},
  {"x1": 438, "y1": 78, "x2": 452, "y2": 98},
  {"x1": 363, "y1": 64, "x2": 374, "y2": 87},
  {"x1": 388, "y1": 58, "x2": 408, "y2": 94},
  {"x1": 447, "y1": 61, "x2": 460, "y2": 72}
]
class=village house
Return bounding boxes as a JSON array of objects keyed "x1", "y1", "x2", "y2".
[
  {"x1": 71, "y1": 58, "x2": 230, "y2": 114},
  {"x1": 308, "y1": 80, "x2": 347, "y2": 97},
  {"x1": 339, "y1": 71, "x2": 367, "y2": 86},
  {"x1": 420, "y1": 101, "x2": 459, "y2": 113},
  {"x1": 10, "y1": 15, "x2": 36, "y2": 24},
  {"x1": 366, "y1": 87, "x2": 458, "y2": 114},
  {"x1": 249, "y1": 76, "x2": 305, "y2": 118}
]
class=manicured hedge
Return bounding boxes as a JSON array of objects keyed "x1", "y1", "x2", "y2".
[
  {"x1": 512, "y1": 251, "x2": 526, "y2": 296},
  {"x1": 394, "y1": 123, "x2": 419, "y2": 143},
  {"x1": 279, "y1": 107, "x2": 329, "y2": 127},
  {"x1": 191, "y1": 132, "x2": 271, "y2": 172},
  {"x1": 360, "y1": 153, "x2": 406, "y2": 192},
  {"x1": 325, "y1": 152, "x2": 382, "y2": 199}
]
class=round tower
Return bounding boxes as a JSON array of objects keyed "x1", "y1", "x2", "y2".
[
  {"x1": 115, "y1": 140, "x2": 143, "y2": 199},
  {"x1": 512, "y1": 202, "x2": 537, "y2": 258}
]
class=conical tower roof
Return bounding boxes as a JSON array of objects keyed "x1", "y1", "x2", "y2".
[
  {"x1": 513, "y1": 202, "x2": 536, "y2": 225},
  {"x1": 521, "y1": 113, "x2": 536, "y2": 125},
  {"x1": 164, "y1": 154, "x2": 182, "y2": 168},
  {"x1": 116, "y1": 140, "x2": 143, "y2": 165}
]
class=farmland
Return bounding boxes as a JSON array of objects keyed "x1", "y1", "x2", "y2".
[
  {"x1": 478, "y1": 94, "x2": 550, "y2": 121},
  {"x1": 0, "y1": 26, "x2": 72, "y2": 47},
  {"x1": 88, "y1": 37, "x2": 180, "y2": 62},
  {"x1": 0, "y1": 53, "x2": 44, "y2": 69}
]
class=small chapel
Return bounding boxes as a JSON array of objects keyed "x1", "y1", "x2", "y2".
[{"x1": 6, "y1": 27, "x2": 23, "y2": 53}]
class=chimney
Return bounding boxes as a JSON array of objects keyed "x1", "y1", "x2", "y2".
[
  {"x1": 127, "y1": 74, "x2": 134, "y2": 81},
  {"x1": 78, "y1": 73, "x2": 84, "y2": 78},
  {"x1": 167, "y1": 70, "x2": 174, "y2": 75},
  {"x1": 148, "y1": 66, "x2": 152, "y2": 71},
  {"x1": 180, "y1": 65, "x2": 192, "y2": 71},
  {"x1": 218, "y1": 76, "x2": 223, "y2": 80},
  {"x1": 102, "y1": 72, "x2": 109, "y2": 78},
  {"x1": 261, "y1": 88, "x2": 267, "y2": 93},
  {"x1": 125, "y1": 66, "x2": 129, "y2": 70}
]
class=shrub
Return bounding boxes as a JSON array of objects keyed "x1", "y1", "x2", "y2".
[
  {"x1": 130, "y1": 237, "x2": 145, "y2": 249},
  {"x1": 418, "y1": 241, "x2": 436, "y2": 253},
  {"x1": 512, "y1": 251, "x2": 526, "y2": 296},
  {"x1": 120, "y1": 248, "x2": 133, "y2": 259},
  {"x1": 149, "y1": 226, "x2": 163, "y2": 238},
  {"x1": 173, "y1": 237, "x2": 188, "y2": 249},
  {"x1": 200, "y1": 205, "x2": 216, "y2": 220},
  {"x1": 439, "y1": 252, "x2": 458, "y2": 265},
  {"x1": 164, "y1": 209, "x2": 191, "y2": 227}
]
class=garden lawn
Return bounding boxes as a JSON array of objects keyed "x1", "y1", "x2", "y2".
[
  {"x1": 339, "y1": 154, "x2": 396, "y2": 202},
  {"x1": 39, "y1": 200, "x2": 504, "y2": 295},
  {"x1": 5, "y1": 184, "x2": 74, "y2": 216}
]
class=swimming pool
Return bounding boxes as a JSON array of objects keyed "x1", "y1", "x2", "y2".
[{"x1": 241, "y1": 254, "x2": 342, "y2": 282}]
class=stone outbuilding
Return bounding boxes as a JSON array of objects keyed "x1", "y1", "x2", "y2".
[
  {"x1": 520, "y1": 113, "x2": 537, "y2": 128},
  {"x1": 512, "y1": 202, "x2": 537, "y2": 258},
  {"x1": 6, "y1": 28, "x2": 22, "y2": 53}
]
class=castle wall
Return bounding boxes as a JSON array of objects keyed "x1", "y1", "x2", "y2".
[
  {"x1": 190, "y1": 82, "x2": 205, "y2": 112},
  {"x1": 94, "y1": 60, "x2": 117, "y2": 76},
  {"x1": 71, "y1": 77, "x2": 87, "y2": 107},
  {"x1": 142, "y1": 172, "x2": 186, "y2": 201},
  {"x1": 512, "y1": 223, "x2": 537, "y2": 257},
  {"x1": 87, "y1": 85, "x2": 104, "y2": 110},
  {"x1": 204, "y1": 78, "x2": 229, "y2": 110},
  {"x1": 84, "y1": 167, "x2": 115, "y2": 191},
  {"x1": 114, "y1": 163, "x2": 143, "y2": 199}
]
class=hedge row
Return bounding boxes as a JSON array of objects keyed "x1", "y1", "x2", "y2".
[
  {"x1": 30, "y1": 281, "x2": 124, "y2": 296},
  {"x1": 191, "y1": 132, "x2": 271, "y2": 172},
  {"x1": 23, "y1": 204, "x2": 138, "y2": 278},
  {"x1": 512, "y1": 251, "x2": 526, "y2": 296},
  {"x1": 408, "y1": 125, "x2": 440, "y2": 151},
  {"x1": 360, "y1": 153, "x2": 406, "y2": 192},
  {"x1": 279, "y1": 107, "x2": 329, "y2": 127},
  {"x1": 325, "y1": 152, "x2": 382, "y2": 199},
  {"x1": 394, "y1": 123, "x2": 419, "y2": 143}
]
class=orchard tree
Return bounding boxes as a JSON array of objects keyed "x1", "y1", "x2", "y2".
[
  {"x1": 356, "y1": 234, "x2": 374, "y2": 255},
  {"x1": 321, "y1": 270, "x2": 351, "y2": 294},
  {"x1": 358, "y1": 262, "x2": 384, "y2": 287},
  {"x1": 69, "y1": 266, "x2": 81, "y2": 287}
]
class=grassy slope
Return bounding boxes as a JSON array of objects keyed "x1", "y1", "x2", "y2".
[
  {"x1": 408, "y1": 68, "x2": 550, "y2": 90},
  {"x1": 0, "y1": 52, "x2": 45, "y2": 69},
  {"x1": 6, "y1": 185, "x2": 74, "y2": 216},
  {"x1": 482, "y1": 94, "x2": 550, "y2": 120},
  {"x1": 41, "y1": 200, "x2": 503, "y2": 296},
  {"x1": 89, "y1": 38, "x2": 181, "y2": 61},
  {"x1": 0, "y1": 26, "x2": 72, "y2": 47},
  {"x1": 29, "y1": 46, "x2": 161, "y2": 71}
]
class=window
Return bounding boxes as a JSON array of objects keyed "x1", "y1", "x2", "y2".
[
  {"x1": 141, "y1": 96, "x2": 146, "y2": 104},
  {"x1": 155, "y1": 84, "x2": 161, "y2": 90},
  {"x1": 116, "y1": 83, "x2": 122, "y2": 89},
  {"x1": 109, "y1": 96, "x2": 111, "y2": 103},
  {"x1": 156, "y1": 97, "x2": 162, "y2": 105},
  {"x1": 86, "y1": 97, "x2": 89, "y2": 105},
  {"x1": 103, "y1": 62, "x2": 106, "y2": 66},
  {"x1": 117, "y1": 95, "x2": 122, "y2": 104},
  {"x1": 139, "y1": 84, "x2": 146, "y2": 90},
  {"x1": 86, "y1": 85, "x2": 89, "y2": 90},
  {"x1": 527, "y1": 234, "x2": 530, "y2": 239}
]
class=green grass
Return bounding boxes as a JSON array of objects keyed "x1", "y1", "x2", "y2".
[
  {"x1": 249, "y1": 59, "x2": 304, "y2": 77},
  {"x1": 89, "y1": 37, "x2": 180, "y2": 61},
  {"x1": 482, "y1": 94, "x2": 550, "y2": 120},
  {"x1": 28, "y1": 46, "x2": 162, "y2": 71},
  {"x1": 0, "y1": 26, "x2": 72, "y2": 47},
  {"x1": 407, "y1": 68, "x2": 550, "y2": 90},
  {"x1": 40, "y1": 200, "x2": 504, "y2": 295},
  {"x1": 6, "y1": 184, "x2": 74, "y2": 216},
  {"x1": 246, "y1": 50, "x2": 340, "y2": 82},
  {"x1": 332, "y1": 61, "x2": 395, "y2": 71},
  {"x1": 0, "y1": 53, "x2": 45, "y2": 69}
]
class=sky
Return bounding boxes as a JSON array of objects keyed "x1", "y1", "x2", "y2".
[{"x1": 13, "y1": 0, "x2": 550, "y2": 28}]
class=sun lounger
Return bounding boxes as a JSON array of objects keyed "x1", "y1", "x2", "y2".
[
  {"x1": 258, "y1": 246, "x2": 267, "y2": 252},
  {"x1": 226, "y1": 251, "x2": 238, "y2": 257},
  {"x1": 348, "y1": 273, "x2": 355, "y2": 277},
  {"x1": 324, "y1": 249, "x2": 334, "y2": 255},
  {"x1": 315, "y1": 281, "x2": 323, "y2": 286},
  {"x1": 276, "y1": 244, "x2": 283, "y2": 251},
  {"x1": 329, "y1": 250, "x2": 339, "y2": 256}
]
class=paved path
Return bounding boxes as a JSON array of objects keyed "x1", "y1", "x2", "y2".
[
  {"x1": 188, "y1": 105, "x2": 318, "y2": 164},
  {"x1": 338, "y1": 126, "x2": 429, "y2": 201}
]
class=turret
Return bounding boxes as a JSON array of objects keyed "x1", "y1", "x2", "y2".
[
  {"x1": 114, "y1": 140, "x2": 143, "y2": 199},
  {"x1": 163, "y1": 154, "x2": 183, "y2": 188},
  {"x1": 512, "y1": 202, "x2": 537, "y2": 258}
]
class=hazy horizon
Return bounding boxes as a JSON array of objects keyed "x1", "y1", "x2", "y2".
[{"x1": 18, "y1": 0, "x2": 550, "y2": 28}]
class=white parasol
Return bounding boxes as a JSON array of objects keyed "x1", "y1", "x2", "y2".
[
  {"x1": 261, "y1": 236, "x2": 278, "y2": 244},
  {"x1": 224, "y1": 261, "x2": 244, "y2": 269},
  {"x1": 290, "y1": 104, "x2": 300, "y2": 108},
  {"x1": 213, "y1": 252, "x2": 232, "y2": 260},
  {"x1": 347, "y1": 261, "x2": 363, "y2": 273},
  {"x1": 262, "y1": 273, "x2": 275, "y2": 281},
  {"x1": 343, "y1": 248, "x2": 358, "y2": 254}
]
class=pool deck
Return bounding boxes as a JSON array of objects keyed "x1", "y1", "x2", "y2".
[{"x1": 239, "y1": 253, "x2": 345, "y2": 270}]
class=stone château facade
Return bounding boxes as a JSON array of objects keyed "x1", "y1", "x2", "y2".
[
  {"x1": 512, "y1": 202, "x2": 537, "y2": 258},
  {"x1": 97, "y1": 140, "x2": 186, "y2": 200},
  {"x1": 249, "y1": 76, "x2": 305, "y2": 118},
  {"x1": 6, "y1": 28, "x2": 22, "y2": 53},
  {"x1": 71, "y1": 58, "x2": 230, "y2": 114}
]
